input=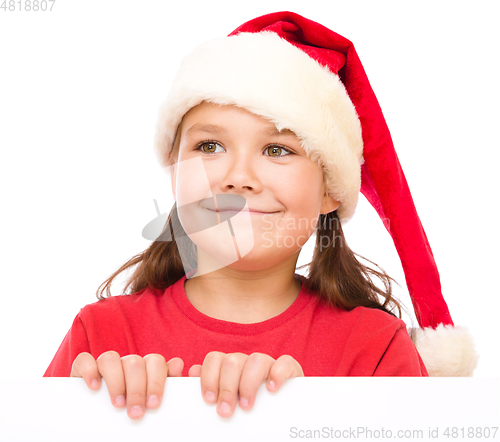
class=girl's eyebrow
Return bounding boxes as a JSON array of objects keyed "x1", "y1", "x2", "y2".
[
  {"x1": 185, "y1": 123, "x2": 227, "y2": 137},
  {"x1": 184, "y1": 123, "x2": 296, "y2": 138},
  {"x1": 263, "y1": 127, "x2": 296, "y2": 137}
]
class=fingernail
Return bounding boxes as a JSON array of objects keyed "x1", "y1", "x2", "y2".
[
  {"x1": 239, "y1": 397, "x2": 249, "y2": 408},
  {"x1": 147, "y1": 395, "x2": 159, "y2": 408},
  {"x1": 129, "y1": 405, "x2": 144, "y2": 419},
  {"x1": 268, "y1": 380, "x2": 276, "y2": 390},
  {"x1": 218, "y1": 402, "x2": 231, "y2": 416},
  {"x1": 204, "y1": 391, "x2": 216, "y2": 403},
  {"x1": 114, "y1": 395, "x2": 126, "y2": 407},
  {"x1": 90, "y1": 378, "x2": 99, "y2": 389}
]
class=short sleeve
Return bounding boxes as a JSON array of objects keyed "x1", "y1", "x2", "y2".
[
  {"x1": 43, "y1": 312, "x2": 91, "y2": 377},
  {"x1": 373, "y1": 327, "x2": 428, "y2": 376}
]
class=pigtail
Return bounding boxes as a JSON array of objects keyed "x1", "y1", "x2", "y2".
[
  {"x1": 302, "y1": 211, "x2": 404, "y2": 318},
  {"x1": 96, "y1": 203, "x2": 191, "y2": 299}
]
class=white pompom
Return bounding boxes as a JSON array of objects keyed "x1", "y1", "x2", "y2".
[{"x1": 409, "y1": 325, "x2": 479, "y2": 377}]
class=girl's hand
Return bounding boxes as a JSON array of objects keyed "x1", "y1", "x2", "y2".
[
  {"x1": 70, "y1": 351, "x2": 184, "y2": 420},
  {"x1": 188, "y1": 352, "x2": 303, "y2": 418}
]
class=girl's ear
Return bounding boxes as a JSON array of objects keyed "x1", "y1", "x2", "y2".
[
  {"x1": 320, "y1": 176, "x2": 340, "y2": 214},
  {"x1": 170, "y1": 162, "x2": 177, "y2": 201},
  {"x1": 320, "y1": 193, "x2": 340, "y2": 215}
]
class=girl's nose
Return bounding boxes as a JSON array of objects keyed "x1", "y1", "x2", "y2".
[{"x1": 219, "y1": 155, "x2": 264, "y2": 193}]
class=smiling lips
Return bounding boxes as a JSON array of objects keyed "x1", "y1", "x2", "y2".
[
  {"x1": 206, "y1": 208, "x2": 276, "y2": 215},
  {"x1": 199, "y1": 194, "x2": 278, "y2": 215}
]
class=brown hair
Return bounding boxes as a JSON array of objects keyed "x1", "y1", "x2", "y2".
[
  {"x1": 96, "y1": 202, "x2": 404, "y2": 318},
  {"x1": 303, "y1": 211, "x2": 403, "y2": 317}
]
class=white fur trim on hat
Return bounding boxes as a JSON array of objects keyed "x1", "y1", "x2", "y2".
[
  {"x1": 410, "y1": 325, "x2": 480, "y2": 377},
  {"x1": 154, "y1": 31, "x2": 363, "y2": 221}
]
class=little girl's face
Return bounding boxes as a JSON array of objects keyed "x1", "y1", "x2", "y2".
[{"x1": 171, "y1": 102, "x2": 339, "y2": 273}]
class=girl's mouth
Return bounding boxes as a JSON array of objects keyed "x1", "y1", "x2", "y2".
[{"x1": 206, "y1": 208, "x2": 277, "y2": 215}]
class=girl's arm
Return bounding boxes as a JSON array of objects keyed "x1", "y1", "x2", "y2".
[
  {"x1": 44, "y1": 313, "x2": 91, "y2": 377},
  {"x1": 373, "y1": 327, "x2": 429, "y2": 376}
]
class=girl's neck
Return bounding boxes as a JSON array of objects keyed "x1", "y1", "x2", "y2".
[{"x1": 183, "y1": 252, "x2": 302, "y2": 324}]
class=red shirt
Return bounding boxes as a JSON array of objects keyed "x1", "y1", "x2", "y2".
[{"x1": 44, "y1": 274, "x2": 428, "y2": 377}]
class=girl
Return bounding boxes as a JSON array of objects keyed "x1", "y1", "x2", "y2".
[{"x1": 44, "y1": 11, "x2": 478, "y2": 420}]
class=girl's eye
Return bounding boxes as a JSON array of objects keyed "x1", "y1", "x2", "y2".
[
  {"x1": 197, "y1": 141, "x2": 224, "y2": 154},
  {"x1": 196, "y1": 141, "x2": 292, "y2": 157},
  {"x1": 265, "y1": 145, "x2": 292, "y2": 157}
]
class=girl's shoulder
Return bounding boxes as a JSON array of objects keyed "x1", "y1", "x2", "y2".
[
  {"x1": 350, "y1": 305, "x2": 406, "y2": 326},
  {"x1": 300, "y1": 276, "x2": 401, "y2": 323},
  {"x1": 337, "y1": 305, "x2": 411, "y2": 345},
  {"x1": 79, "y1": 286, "x2": 168, "y2": 318},
  {"x1": 310, "y1": 294, "x2": 409, "y2": 335}
]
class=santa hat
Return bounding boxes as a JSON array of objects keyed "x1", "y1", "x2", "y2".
[{"x1": 153, "y1": 11, "x2": 479, "y2": 376}]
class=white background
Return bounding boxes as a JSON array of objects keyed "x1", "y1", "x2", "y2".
[{"x1": 0, "y1": 0, "x2": 498, "y2": 378}]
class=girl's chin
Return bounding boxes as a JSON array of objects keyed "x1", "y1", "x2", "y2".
[{"x1": 195, "y1": 244, "x2": 301, "y2": 273}]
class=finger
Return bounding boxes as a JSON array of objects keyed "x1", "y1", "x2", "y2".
[
  {"x1": 142, "y1": 354, "x2": 168, "y2": 409},
  {"x1": 166, "y1": 357, "x2": 184, "y2": 377},
  {"x1": 200, "y1": 352, "x2": 225, "y2": 405},
  {"x1": 188, "y1": 364, "x2": 202, "y2": 377},
  {"x1": 71, "y1": 352, "x2": 101, "y2": 390},
  {"x1": 267, "y1": 355, "x2": 304, "y2": 392},
  {"x1": 238, "y1": 353, "x2": 275, "y2": 410},
  {"x1": 96, "y1": 351, "x2": 126, "y2": 408},
  {"x1": 216, "y1": 353, "x2": 248, "y2": 418},
  {"x1": 121, "y1": 355, "x2": 147, "y2": 420}
]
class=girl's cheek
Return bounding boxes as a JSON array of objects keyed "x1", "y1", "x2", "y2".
[{"x1": 176, "y1": 157, "x2": 214, "y2": 206}]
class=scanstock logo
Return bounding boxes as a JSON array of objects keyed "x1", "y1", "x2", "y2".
[{"x1": 142, "y1": 157, "x2": 254, "y2": 279}]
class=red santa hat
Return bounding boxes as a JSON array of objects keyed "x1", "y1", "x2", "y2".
[{"x1": 153, "y1": 11, "x2": 479, "y2": 376}]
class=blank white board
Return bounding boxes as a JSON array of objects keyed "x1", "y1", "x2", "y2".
[{"x1": 1, "y1": 378, "x2": 498, "y2": 441}]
